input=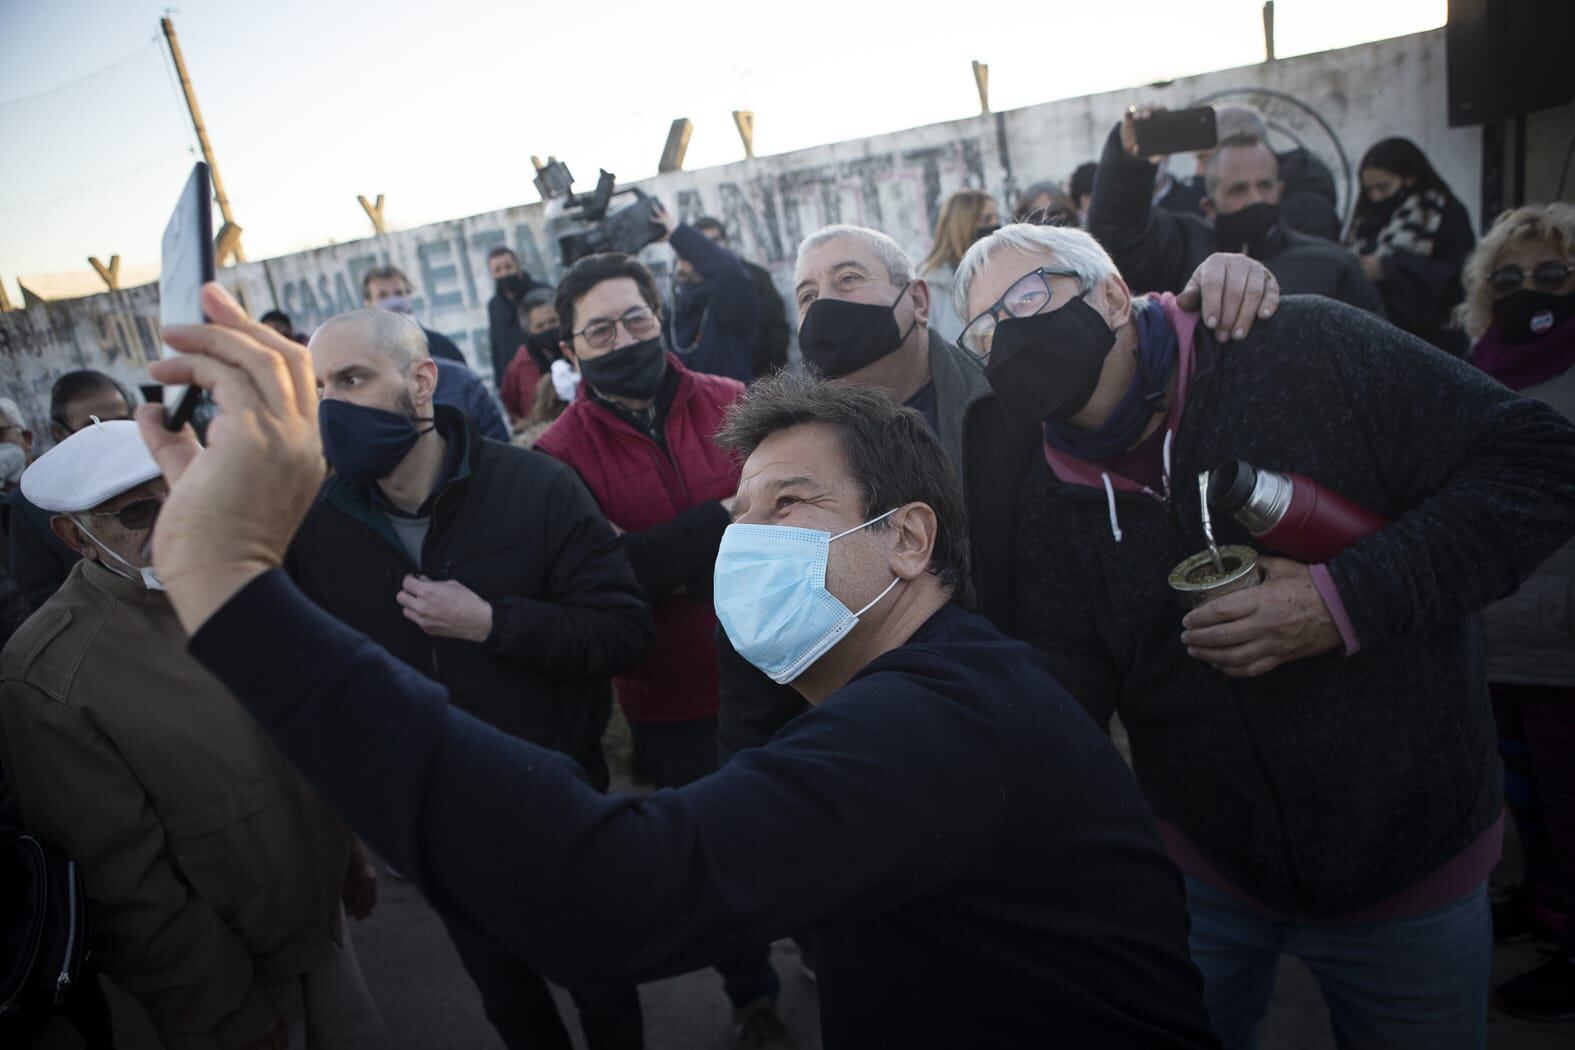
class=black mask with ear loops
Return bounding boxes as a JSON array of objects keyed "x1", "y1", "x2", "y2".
[
  {"x1": 797, "y1": 283, "x2": 918, "y2": 378},
  {"x1": 983, "y1": 296, "x2": 1115, "y2": 423}
]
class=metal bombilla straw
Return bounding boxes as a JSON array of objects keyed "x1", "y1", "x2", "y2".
[{"x1": 1199, "y1": 471, "x2": 1225, "y2": 574}]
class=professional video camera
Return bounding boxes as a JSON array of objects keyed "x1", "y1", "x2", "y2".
[{"x1": 533, "y1": 157, "x2": 664, "y2": 267}]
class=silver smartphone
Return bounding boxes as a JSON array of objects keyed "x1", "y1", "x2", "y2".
[{"x1": 158, "y1": 162, "x2": 215, "y2": 430}]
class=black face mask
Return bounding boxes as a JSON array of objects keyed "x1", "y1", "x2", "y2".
[
  {"x1": 973, "y1": 223, "x2": 1001, "y2": 243},
  {"x1": 496, "y1": 273, "x2": 530, "y2": 300},
  {"x1": 1494, "y1": 289, "x2": 1575, "y2": 346},
  {"x1": 526, "y1": 327, "x2": 561, "y2": 362},
  {"x1": 1213, "y1": 201, "x2": 1282, "y2": 257},
  {"x1": 576, "y1": 336, "x2": 667, "y2": 400},
  {"x1": 984, "y1": 295, "x2": 1116, "y2": 422},
  {"x1": 797, "y1": 283, "x2": 917, "y2": 378}
]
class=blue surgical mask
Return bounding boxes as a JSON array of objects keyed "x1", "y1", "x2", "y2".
[{"x1": 714, "y1": 508, "x2": 901, "y2": 684}]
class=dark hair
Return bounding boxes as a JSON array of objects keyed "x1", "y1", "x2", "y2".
[
  {"x1": 1350, "y1": 136, "x2": 1458, "y2": 230},
  {"x1": 360, "y1": 264, "x2": 411, "y2": 299},
  {"x1": 518, "y1": 288, "x2": 556, "y2": 318},
  {"x1": 553, "y1": 253, "x2": 663, "y2": 339},
  {"x1": 487, "y1": 245, "x2": 519, "y2": 262},
  {"x1": 1069, "y1": 161, "x2": 1099, "y2": 200},
  {"x1": 260, "y1": 309, "x2": 293, "y2": 328},
  {"x1": 1014, "y1": 180, "x2": 1079, "y2": 225},
  {"x1": 714, "y1": 371, "x2": 974, "y2": 606},
  {"x1": 50, "y1": 370, "x2": 130, "y2": 430},
  {"x1": 692, "y1": 216, "x2": 727, "y2": 241}
]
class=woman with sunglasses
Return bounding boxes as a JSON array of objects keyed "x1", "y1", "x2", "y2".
[
  {"x1": 1345, "y1": 137, "x2": 1475, "y2": 354},
  {"x1": 1463, "y1": 201, "x2": 1575, "y2": 1023}
]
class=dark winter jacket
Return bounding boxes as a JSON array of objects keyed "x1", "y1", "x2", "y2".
[
  {"x1": 5, "y1": 487, "x2": 78, "y2": 610},
  {"x1": 744, "y1": 261, "x2": 790, "y2": 374},
  {"x1": 421, "y1": 325, "x2": 468, "y2": 366},
  {"x1": 1352, "y1": 192, "x2": 1476, "y2": 355},
  {"x1": 1090, "y1": 126, "x2": 1384, "y2": 315},
  {"x1": 666, "y1": 225, "x2": 758, "y2": 383},
  {"x1": 488, "y1": 274, "x2": 548, "y2": 386},
  {"x1": 1015, "y1": 295, "x2": 1575, "y2": 915},
  {"x1": 434, "y1": 358, "x2": 509, "y2": 443},
  {"x1": 192, "y1": 586, "x2": 1221, "y2": 1050},
  {"x1": 285, "y1": 406, "x2": 652, "y2": 786}
]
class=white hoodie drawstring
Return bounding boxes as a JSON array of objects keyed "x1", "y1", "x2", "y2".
[
  {"x1": 1101, "y1": 472, "x2": 1123, "y2": 543},
  {"x1": 1161, "y1": 429, "x2": 1174, "y2": 503}
]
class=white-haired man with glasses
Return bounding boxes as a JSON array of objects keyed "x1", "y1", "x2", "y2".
[
  {"x1": 534, "y1": 252, "x2": 797, "y2": 1049},
  {"x1": 954, "y1": 220, "x2": 1575, "y2": 1047}
]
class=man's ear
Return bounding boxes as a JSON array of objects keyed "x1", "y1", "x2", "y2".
[
  {"x1": 50, "y1": 515, "x2": 90, "y2": 558},
  {"x1": 562, "y1": 346, "x2": 580, "y2": 372},
  {"x1": 909, "y1": 278, "x2": 932, "y2": 328},
  {"x1": 410, "y1": 358, "x2": 440, "y2": 403},
  {"x1": 1092, "y1": 273, "x2": 1135, "y2": 329},
  {"x1": 888, "y1": 502, "x2": 938, "y2": 582}
]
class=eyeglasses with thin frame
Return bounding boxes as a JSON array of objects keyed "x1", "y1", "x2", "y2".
[
  {"x1": 573, "y1": 306, "x2": 661, "y2": 351},
  {"x1": 958, "y1": 268, "x2": 1085, "y2": 361},
  {"x1": 1489, "y1": 261, "x2": 1575, "y2": 298},
  {"x1": 85, "y1": 497, "x2": 163, "y2": 531}
]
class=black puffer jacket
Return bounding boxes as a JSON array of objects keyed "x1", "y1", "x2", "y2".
[{"x1": 286, "y1": 407, "x2": 653, "y2": 787}]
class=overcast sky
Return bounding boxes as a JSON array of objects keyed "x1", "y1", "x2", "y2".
[{"x1": 0, "y1": 0, "x2": 1445, "y2": 299}]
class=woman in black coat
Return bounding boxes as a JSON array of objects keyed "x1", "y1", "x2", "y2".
[{"x1": 1346, "y1": 137, "x2": 1476, "y2": 354}]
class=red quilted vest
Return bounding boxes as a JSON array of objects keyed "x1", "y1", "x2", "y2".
[{"x1": 535, "y1": 355, "x2": 744, "y2": 724}]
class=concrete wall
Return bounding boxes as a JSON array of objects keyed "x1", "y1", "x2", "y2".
[{"x1": 0, "y1": 28, "x2": 1483, "y2": 442}]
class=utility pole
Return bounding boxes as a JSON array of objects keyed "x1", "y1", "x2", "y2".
[{"x1": 160, "y1": 15, "x2": 246, "y2": 263}]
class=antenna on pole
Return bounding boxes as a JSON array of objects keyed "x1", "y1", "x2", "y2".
[{"x1": 161, "y1": 14, "x2": 246, "y2": 264}]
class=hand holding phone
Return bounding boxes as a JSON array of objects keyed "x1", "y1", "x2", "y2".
[
  {"x1": 158, "y1": 163, "x2": 216, "y2": 430},
  {"x1": 1124, "y1": 105, "x2": 1219, "y2": 161}
]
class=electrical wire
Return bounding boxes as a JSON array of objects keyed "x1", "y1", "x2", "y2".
[{"x1": 0, "y1": 37, "x2": 162, "y2": 107}]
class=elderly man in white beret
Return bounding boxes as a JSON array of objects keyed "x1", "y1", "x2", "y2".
[{"x1": 0, "y1": 419, "x2": 386, "y2": 1050}]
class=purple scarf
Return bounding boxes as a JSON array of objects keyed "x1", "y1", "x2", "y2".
[{"x1": 1473, "y1": 314, "x2": 1575, "y2": 391}]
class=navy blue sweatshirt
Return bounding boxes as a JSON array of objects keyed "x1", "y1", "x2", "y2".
[
  {"x1": 666, "y1": 224, "x2": 757, "y2": 383},
  {"x1": 190, "y1": 576, "x2": 1217, "y2": 1048}
]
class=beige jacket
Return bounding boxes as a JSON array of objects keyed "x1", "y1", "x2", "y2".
[{"x1": 0, "y1": 560, "x2": 352, "y2": 1049}]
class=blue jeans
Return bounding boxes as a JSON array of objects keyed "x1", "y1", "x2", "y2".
[{"x1": 1184, "y1": 875, "x2": 1490, "y2": 1050}]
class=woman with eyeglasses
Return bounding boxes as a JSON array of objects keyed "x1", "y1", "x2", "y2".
[
  {"x1": 1462, "y1": 201, "x2": 1575, "y2": 1023},
  {"x1": 1345, "y1": 137, "x2": 1476, "y2": 354}
]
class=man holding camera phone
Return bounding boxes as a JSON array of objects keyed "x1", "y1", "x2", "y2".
[
  {"x1": 654, "y1": 202, "x2": 759, "y2": 384},
  {"x1": 1089, "y1": 105, "x2": 1384, "y2": 316}
]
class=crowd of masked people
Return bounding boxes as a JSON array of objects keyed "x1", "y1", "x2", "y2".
[{"x1": 0, "y1": 96, "x2": 1572, "y2": 1050}]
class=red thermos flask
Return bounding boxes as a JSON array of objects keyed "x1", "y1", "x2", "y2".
[{"x1": 1207, "y1": 459, "x2": 1387, "y2": 563}]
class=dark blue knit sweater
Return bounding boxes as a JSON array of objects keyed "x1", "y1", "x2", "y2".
[{"x1": 192, "y1": 578, "x2": 1217, "y2": 1048}]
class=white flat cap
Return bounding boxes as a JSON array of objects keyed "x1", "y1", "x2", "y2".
[{"x1": 21, "y1": 418, "x2": 161, "y2": 513}]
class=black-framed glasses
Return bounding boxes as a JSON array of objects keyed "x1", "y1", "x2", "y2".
[
  {"x1": 85, "y1": 497, "x2": 162, "y2": 531},
  {"x1": 1489, "y1": 261, "x2": 1575, "y2": 297},
  {"x1": 574, "y1": 306, "x2": 661, "y2": 351},
  {"x1": 958, "y1": 268, "x2": 1084, "y2": 360}
]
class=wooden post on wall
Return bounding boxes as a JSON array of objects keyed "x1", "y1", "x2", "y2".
[
  {"x1": 89, "y1": 255, "x2": 121, "y2": 291},
  {"x1": 972, "y1": 61, "x2": 990, "y2": 115},
  {"x1": 659, "y1": 119, "x2": 693, "y2": 174},
  {"x1": 358, "y1": 194, "x2": 388, "y2": 235},
  {"x1": 0, "y1": 279, "x2": 13, "y2": 312},
  {"x1": 732, "y1": 110, "x2": 755, "y2": 159}
]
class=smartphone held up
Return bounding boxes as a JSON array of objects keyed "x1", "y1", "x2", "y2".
[
  {"x1": 1132, "y1": 106, "x2": 1219, "y2": 158},
  {"x1": 158, "y1": 162, "x2": 216, "y2": 431}
]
